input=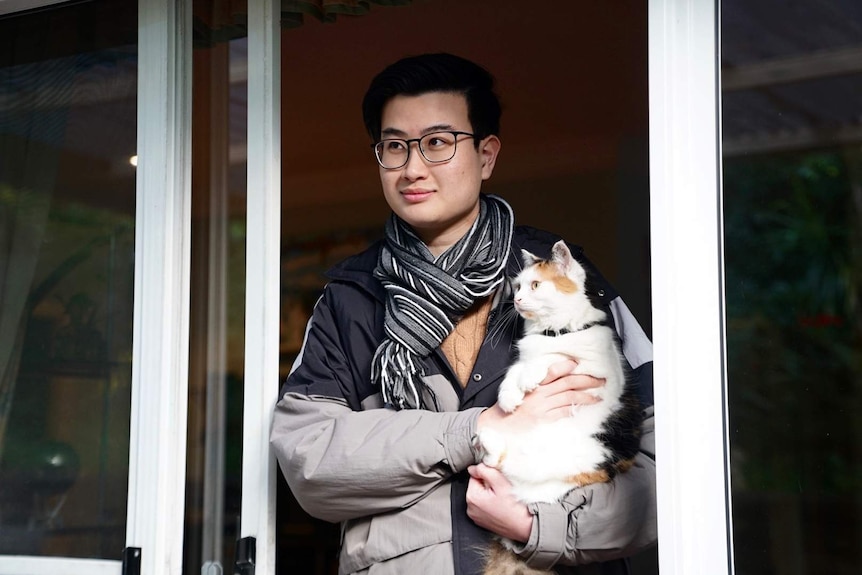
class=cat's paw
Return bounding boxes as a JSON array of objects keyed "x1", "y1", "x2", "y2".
[
  {"x1": 497, "y1": 385, "x2": 525, "y2": 413},
  {"x1": 476, "y1": 428, "x2": 507, "y2": 469},
  {"x1": 518, "y1": 364, "x2": 547, "y2": 393}
]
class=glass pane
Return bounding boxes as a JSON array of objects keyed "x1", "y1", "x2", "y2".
[
  {"x1": 722, "y1": 1, "x2": 862, "y2": 573},
  {"x1": 0, "y1": 0, "x2": 137, "y2": 560},
  {"x1": 183, "y1": 4, "x2": 248, "y2": 573}
]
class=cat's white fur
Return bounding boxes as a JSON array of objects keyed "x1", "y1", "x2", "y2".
[{"x1": 477, "y1": 240, "x2": 626, "y2": 505}]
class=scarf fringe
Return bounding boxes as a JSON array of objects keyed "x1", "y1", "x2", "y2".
[{"x1": 372, "y1": 340, "x2": 422, "y2": 409}]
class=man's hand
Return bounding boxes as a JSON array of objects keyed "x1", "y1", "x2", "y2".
[
  {"x1": 466, "y1": 464, "x2": 532, "y2": 542},
  {"x1": 478, "y1": 359, "x2": 604, "y2": 433}
]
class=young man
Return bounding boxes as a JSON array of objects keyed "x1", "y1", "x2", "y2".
[{"x1": 270, "y1": 53, "x2": 656, "y2": 574}]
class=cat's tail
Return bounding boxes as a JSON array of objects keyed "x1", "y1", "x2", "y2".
[{"x1": 483, "y1": 539, "x2": 555, "y2": 575}]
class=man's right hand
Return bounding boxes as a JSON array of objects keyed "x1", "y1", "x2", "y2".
[{"x1": 478, "y1": 359, "x2": 603, "y2": 433}]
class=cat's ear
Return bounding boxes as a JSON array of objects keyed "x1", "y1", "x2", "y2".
[
  {"x1": 551, "y1": 240, "x2": 585, "y2": 281},
  {"x1": 521, "y1": 249, "x2": 542, "y2": 267},
  {"x1": 550, "y1": 241, "x2": 573, "y2": 270}
]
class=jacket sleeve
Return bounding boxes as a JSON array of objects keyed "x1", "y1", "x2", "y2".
[
  {"x1": 509, "y1": 296, "x2": 658, "y2": 568},
  {"x1": 270, "y1": 286, "x2": 483, "y2": 523}
]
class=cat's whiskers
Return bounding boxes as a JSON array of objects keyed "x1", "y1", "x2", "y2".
[{"x1": 487, "y1": 302, "x2": 521, "y2": 349}]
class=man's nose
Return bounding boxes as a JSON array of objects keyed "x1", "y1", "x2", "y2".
[{"x1": 402, "y1": 141, "x2": 429, "y2": 177}]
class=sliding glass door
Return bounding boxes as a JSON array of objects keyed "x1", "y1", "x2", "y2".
[
  {"x1": 0, "y1": 1, "x2": 137, "y2": 573},
  {"x1": 721, "y1": 0, "x2": 862, "y2": 572},
  {"x1": 1, "y1": 0, "x2": 195, "y2": 573}
]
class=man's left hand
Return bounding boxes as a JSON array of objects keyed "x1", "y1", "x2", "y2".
[{"x1": 466, "y1": 463, "x2": 532, "y2": 542}]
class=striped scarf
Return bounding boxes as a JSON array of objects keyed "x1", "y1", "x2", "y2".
[{"x1": 371, "y1": 194, "x2": 514, "y2": 409}]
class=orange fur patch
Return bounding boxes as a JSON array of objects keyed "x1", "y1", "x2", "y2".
[
  {"x1": 565, "y1": 459, "x2": 636, "y2": 488},
  {"x1": 495, "y1": 449, "x2": 507, "y2": 467},
  {"x1": 536, "y1": 262, "x2": 578, "y2": 293},
  {"x1": 565, "y1": 469, "x2": 611, "y2": 486}
]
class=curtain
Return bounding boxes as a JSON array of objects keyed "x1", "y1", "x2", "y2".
[
  {"x1": 193, "y1": 0, "x2": 413, "y2": 43},
  {"x1": 0, "y1": 57, "x2": 73, "y2": 461}
]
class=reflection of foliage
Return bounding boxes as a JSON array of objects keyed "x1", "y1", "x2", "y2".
[{"x1": 724, "y1": 152, "x2": 862, "y2": 494}]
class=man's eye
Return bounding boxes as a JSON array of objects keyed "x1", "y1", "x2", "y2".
[
  {"x1": 531, "y1": 281, "x2": 540, "y2": 290},
  {"x1": 425, "y1": 134, "x2": 452, "y2": 149}
]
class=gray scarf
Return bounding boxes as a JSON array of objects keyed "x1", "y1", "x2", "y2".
[{"x1": 371, "y1": 194, "x2": 514, "y2": 409}]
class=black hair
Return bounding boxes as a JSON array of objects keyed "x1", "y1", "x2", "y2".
[{"x1": 361, "y1": 52, "x2": 502, "y2": 144}]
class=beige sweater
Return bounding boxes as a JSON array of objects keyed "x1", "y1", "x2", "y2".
[{"x1": 439, "y1": 296, "x2": 493, "y2": 388}]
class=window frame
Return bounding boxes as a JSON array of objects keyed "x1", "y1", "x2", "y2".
[
  {"x1": 648, "y1": 0, "x2": 735, "y2": 573},
  {"x1": 123, "y1": 1, "x2": 193, "y2": 575},
  {"x1": 238, "y1": 1, "x2": 281, "y2": 574}
]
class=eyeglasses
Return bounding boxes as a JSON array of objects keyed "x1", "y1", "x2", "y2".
[{"x1": 372, "y1": 131, "x2": 477, "y2": 170}]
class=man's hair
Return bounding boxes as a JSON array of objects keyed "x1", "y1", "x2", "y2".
[{"x1": 362, "y1": 53, "x2": 502, "y2": 144}]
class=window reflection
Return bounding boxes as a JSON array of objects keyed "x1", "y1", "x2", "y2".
[
  {"x1": 185, "y1": 8, "x2": 249, "y2": 572},
  {"x1": 722, "y1": 1, "x2": 862, "y2": 572},
  {"x1": 0, "y1": 0, "x2": 137, "y2": 559}
]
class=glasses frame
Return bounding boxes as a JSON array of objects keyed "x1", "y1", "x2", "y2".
[{"x1": 372, "y1": 130, "x2": 477, "y2": 170}]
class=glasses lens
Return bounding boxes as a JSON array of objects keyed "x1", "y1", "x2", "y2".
[
  {"x1": 375, "y1": 140, "x2": 407, "y2": 169},
  {"x1": 420, "y1": 132, "x2": 458, "y2": 163}
]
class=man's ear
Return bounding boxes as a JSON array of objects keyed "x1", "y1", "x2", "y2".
[{"x1": 479, "y1": 135, "x2": 501, "y2": 180}]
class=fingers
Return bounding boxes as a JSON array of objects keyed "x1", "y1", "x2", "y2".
[
  {"x1": 539, "y1": 359, "x2": 578, "y2": 384},
  {"x1": 513, "y1": 384, "x2": 600, "y2": 423},
  {"x1": 533, "y1": 374, "x2": 604, "y2": 398},
  {"x1": 538, "y1": 360, "x2": 603, "y2": 392},
  {"x1": 530, "y1": 388, "x2": 600, "y2": 413},
  {"x1": 544, "y1": 391, "x2": 600, "y2": 416},
  {"x1": 468, "y1": 463, "x2": 500, "y2": 482}
]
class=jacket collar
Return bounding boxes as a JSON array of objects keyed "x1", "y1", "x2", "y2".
[{"x1": 325, "y1": 238, "x2": 387, "y2": 302}]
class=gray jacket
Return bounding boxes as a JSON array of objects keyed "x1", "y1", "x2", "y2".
[{"x1": 270, "y1": 227, "x2": 657, "y2": 574}]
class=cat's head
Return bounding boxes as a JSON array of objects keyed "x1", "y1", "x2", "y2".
[{"x1": 512, "y1": 240, "x2": 593, "y2": 330}]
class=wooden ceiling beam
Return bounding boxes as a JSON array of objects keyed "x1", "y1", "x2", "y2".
[{"x1": 722, "y1": 44, "x2": 862, "y2": 91}]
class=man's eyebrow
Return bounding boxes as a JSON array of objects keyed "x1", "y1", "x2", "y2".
[
  {"x1": 380, "y1": 127, "x2": 407, "y2": 138},
  {"x1": 422, "y1": 123, "x2": 458, "y2": 134},
  {"x1": 380, "y1": 124, "x2": 458, "y2": 138}
]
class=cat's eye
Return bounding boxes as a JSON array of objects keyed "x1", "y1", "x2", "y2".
[{"x1": 531, "y1": 280, "x2": 540, "y2": 290}]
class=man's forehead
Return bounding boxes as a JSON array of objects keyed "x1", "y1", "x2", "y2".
[{"x1": 380, "y1": 92, "x2": 470, "y2": 135}]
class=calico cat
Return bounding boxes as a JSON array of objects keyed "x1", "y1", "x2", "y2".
[{"x1": 476, "y1": 240, "x2": 643, "y2": 575}]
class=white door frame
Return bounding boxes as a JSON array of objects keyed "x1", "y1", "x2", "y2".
[
  {"x1": 238, "y1": 0, "x2": 281, "y2": 573},
  {"x1": 649, "y1": 0, "x2": 735, "y2": 573},
  {"x1": 124, "y1": 1, "x2": 193, "y2": 575}
]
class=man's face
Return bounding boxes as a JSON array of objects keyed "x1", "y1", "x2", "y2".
[{"x1": 378, "y1": 92, "x2": 500, "y2": 254}]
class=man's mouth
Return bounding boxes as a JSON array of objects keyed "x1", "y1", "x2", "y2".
[{"x1": 401, "y1": 189, "x2": 433, "y2": 202}]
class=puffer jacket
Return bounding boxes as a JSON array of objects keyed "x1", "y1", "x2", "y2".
[{"x1": 270, "y1": 225, "x2": 657, "y2": 575}]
